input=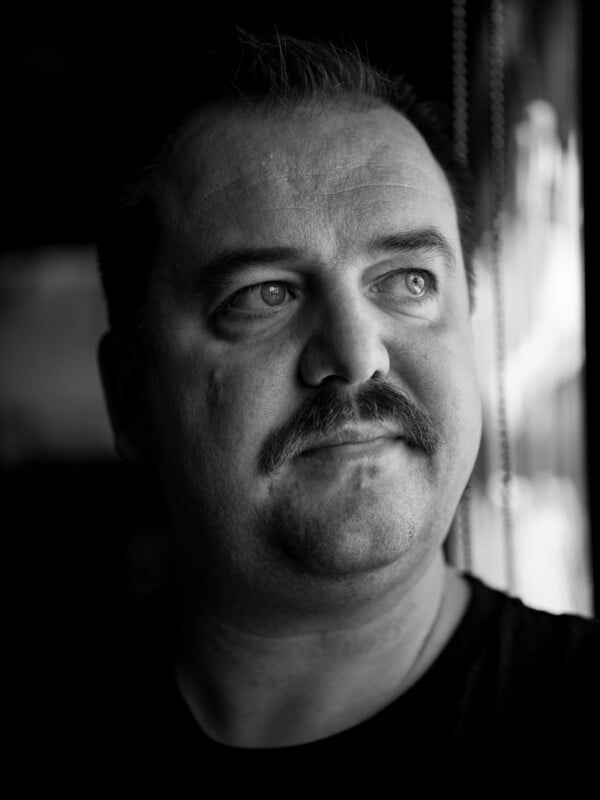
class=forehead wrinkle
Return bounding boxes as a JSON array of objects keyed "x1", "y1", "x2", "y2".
[
  {"x1": 316, "y1": 184, "x2": 454, "y2": 202},
  {"x1": 178, "y1": 188, "x2": 455, "y2": 233},
  {"x1": 171, "y1": 173, "x2": 454, "y2": 223},
  {"x1": 171, "y1": 156, "x2": 452, "y2": 210}
]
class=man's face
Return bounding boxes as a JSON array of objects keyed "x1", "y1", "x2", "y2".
[{"x1": 140, "y1": 104, "x2": 482, "y2": 609}]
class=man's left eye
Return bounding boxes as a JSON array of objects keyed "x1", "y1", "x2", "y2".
[{"x1": 373, "y1": 270, "x2": 435, "y2": 300}]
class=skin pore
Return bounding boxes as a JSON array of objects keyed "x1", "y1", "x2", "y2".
[{"x1": 103, "y1": 101, "x2": 482, "y2": 747}]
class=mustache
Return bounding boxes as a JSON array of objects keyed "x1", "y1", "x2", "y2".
[{"x1": 258, "y1": 377, "x2": 442, "y2": 475}]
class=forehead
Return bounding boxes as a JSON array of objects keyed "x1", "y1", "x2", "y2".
[{"x1": 159, "y1": 103, "x2": 457, "y2": 259}]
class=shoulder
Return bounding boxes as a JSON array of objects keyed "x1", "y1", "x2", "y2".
[
  {"x1": 443, "y1": 576, "x2": 600, "y2": 789},
  {"x1": 465, "y1": 575, "x2": 599, "y2": 733},
  {"x1": 465, "y1": 573, "x2": 600, "y2": 664}
]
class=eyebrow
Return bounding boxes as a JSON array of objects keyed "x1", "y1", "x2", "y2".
[
  {"x1": 194, "y1": 246, "x2": 300, "y2": 301},
  {"x1": 366, "y1": 228, "x2": 457, "y2": 271},
  {"x1": 194, "y1": 226, "x2": 456, "y2": 299}
]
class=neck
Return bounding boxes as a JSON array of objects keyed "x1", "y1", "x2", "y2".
[{"x1": 175, "y1": 555, "x2": 469, "y2": 748}]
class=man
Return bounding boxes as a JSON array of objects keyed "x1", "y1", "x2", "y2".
[{"x1": 97, "y1": 34, "x2": 598, "y2": 792}]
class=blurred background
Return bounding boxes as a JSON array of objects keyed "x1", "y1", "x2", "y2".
[{"x1": 1, "y1": 0, "x2": 597, "y2": 659}]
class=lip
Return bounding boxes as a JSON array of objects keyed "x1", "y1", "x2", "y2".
[{"x1": 299, "y1": 426, "x2": 404, "y2": 456}]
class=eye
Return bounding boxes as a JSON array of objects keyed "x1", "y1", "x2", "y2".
[
  {"x1": 373, "y1": 269, "x2": 435, "y2": 301},
  {"x1": 218, "y1": 281, "x2": 295, "y2": 317}
]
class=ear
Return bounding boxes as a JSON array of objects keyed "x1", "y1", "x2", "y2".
[{"x1": 98, "y1": 331, "x2": 149, "y2": 465}]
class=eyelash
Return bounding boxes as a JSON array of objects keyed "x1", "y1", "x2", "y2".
[{"x1": 215, "y1": 269, "x2": 437, "y2": 321}]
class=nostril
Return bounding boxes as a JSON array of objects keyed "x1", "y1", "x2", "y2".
[{"x1": 299, "y1": 328, "x2": 390, "y2": 388}]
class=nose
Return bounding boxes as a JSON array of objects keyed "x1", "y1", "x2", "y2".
[{"x1": 299, "y1": 293, "x2": 391, "y2": 387}]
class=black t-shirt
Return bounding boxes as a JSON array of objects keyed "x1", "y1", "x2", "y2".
[{"x1": 93, "y1": 575, "x2": 600, "y2": 794}]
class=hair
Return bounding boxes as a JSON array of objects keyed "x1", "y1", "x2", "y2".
[{"x1": 97, "y1": 31, "x2": 475, "y2": 334}]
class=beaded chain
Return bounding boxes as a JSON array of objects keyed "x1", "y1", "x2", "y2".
[
  {"x1": 489, "y1": 0, "x2": 515, "y2": 593},
  {"x1": 452, "y1": 0, "x2": 473, "y2": 573}
]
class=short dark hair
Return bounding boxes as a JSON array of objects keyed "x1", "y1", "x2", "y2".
[{"x1": 97, "y1": 32, "x2": 475, "y2": 334}]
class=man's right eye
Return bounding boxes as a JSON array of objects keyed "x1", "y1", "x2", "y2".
[{"x1": 216, "y1": 281, "x2": 297, "y2": 319}]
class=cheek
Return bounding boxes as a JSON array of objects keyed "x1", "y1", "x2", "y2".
[
  {"x1": 204, "y1": 363, "x2": 277, "y2": 448},
  {"x1": 429, "y1": 337, "x2": 482, "y2": 470},
  {"x1": 151, "y1": 324, "x2": 299, "y2": 460},
  {"x1": 394, "y1": 325, "x2": 482, "y2": 445}
]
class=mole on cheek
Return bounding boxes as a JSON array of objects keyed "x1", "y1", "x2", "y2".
[{"x1": 206, "y1": 366, "x2": 257, "y2": 416}]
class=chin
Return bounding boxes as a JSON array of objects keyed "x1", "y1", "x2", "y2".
[{"x1": 269, "y1": 502, "x2": 424, "y2": 580}]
